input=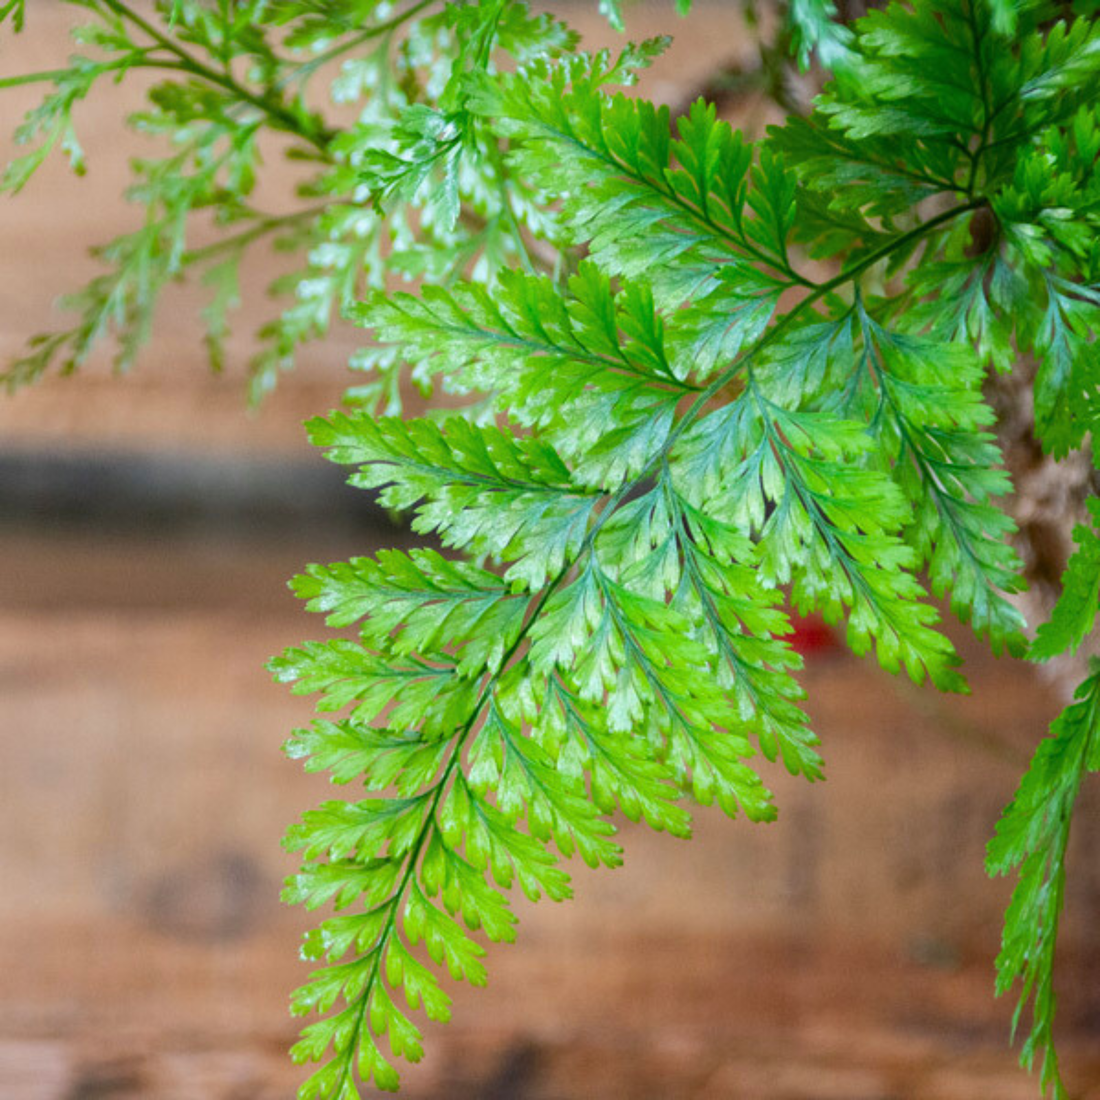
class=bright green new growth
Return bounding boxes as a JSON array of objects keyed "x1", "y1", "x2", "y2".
[{"x1": 3, "y1": 2, "x2": 1100, "y2": 1098}]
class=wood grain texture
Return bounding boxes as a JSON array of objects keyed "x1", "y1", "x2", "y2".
[
  {"x1": 2, "y1": 525, "x2": 1100, "y2": 1097},
  {"x1": 2, "y1": 4, "x2": 1100, "y2": 1097}
]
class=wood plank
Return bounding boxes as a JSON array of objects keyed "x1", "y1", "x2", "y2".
[{"x1": 2, "y1": 527, "x2": 1099, "y2": 1096}]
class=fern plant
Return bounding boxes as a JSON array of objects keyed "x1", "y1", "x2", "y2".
[{"x1": 3, "y1": 1, "x2": 1100, "y2": 1097}]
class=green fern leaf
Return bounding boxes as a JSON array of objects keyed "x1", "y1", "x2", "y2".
[
  {"x1": 1031, "y1": 500, "x2": 1100, "y2": 662},
  {"x1": 987, "y1": 667, "x2": 1100, "y2": 1100},
  {"x1": 0, "y1": 0, "x2": 25, "y2": 30}
]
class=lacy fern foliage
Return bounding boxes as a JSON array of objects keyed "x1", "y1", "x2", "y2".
[{"x1": 4, "y1": 2, "x2": 1100, "y2": 1099}]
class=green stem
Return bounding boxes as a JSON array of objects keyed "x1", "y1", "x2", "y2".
[
  {"x1": 0, "y1": 68, "x2": 74, "y2": 89},
  {"x1": 0, "y1": 47, "x2": 169, "y2": 90},
  {"x1": 182, "y1": 205, "x2": 330, "y2": 265}
]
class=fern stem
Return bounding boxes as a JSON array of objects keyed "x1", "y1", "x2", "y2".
[
  {"x1": 0, "y1": 67, "x2": 75, "y2": 89},
  {"x1": 0, "y1": 51, "x2": 177, "y2": 90},
  {"x1": 181, "y1": 205, "x2": 331, "y2": 266}
]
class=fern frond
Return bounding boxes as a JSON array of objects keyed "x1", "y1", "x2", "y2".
[
  {"x1": 820, "y1": 303, "x2": 1027, "y2": 655},
  {"x1": 987, "y1": 667, "x2": 1100, "y2": 1100},
  {"x1": 1031, "y1": 501, "x2": 1100, "y2": 663},
  {"x1": 472, "y1": 70, "x2": 809, "y2": 305}
]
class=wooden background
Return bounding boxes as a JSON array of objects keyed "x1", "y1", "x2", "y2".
[{"x1": 1, "y1": 4, "x2": 1099, "y2": 1097}]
